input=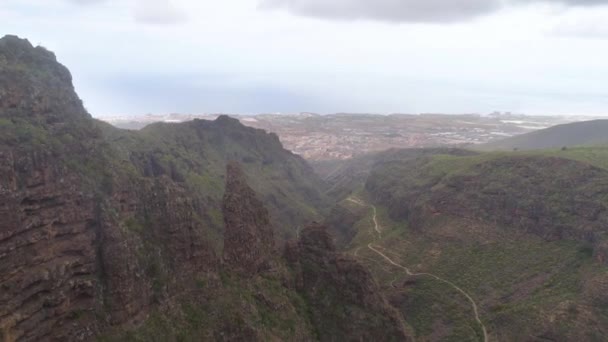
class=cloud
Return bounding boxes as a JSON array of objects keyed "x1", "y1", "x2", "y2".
[
  {"x1": 547, "y1": 4, "x2": 608, "y2": 39},
  {"x1": 258, "y1": 0, "x2": 504, "y2": 23},
  {"x1": 68, "y1": 0, "x2": 106, "y2": 4},
  {"x1": 547, "y1": 0, "x2": 608, "y2": 5},
  {"x1": 510, "y1": 0, "x2": 608, "y2": 7},
  {"x1": 66, "y1": 0, "x2": 187, "y2": 25},
  {"x1": 259, "y1": 0, "x2": 608, "y2": 23},
  {"x1": 134, "y1": 0, "x2": 187, "y2": 25}
]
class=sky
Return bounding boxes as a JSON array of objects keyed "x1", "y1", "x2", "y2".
[{"x1": 2, "y1": 0, "x2": 608, "y2": 117}]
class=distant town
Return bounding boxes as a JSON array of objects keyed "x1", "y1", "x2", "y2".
[{"x1": 102, "y1": 112, "x2": 596, "y2": 161}]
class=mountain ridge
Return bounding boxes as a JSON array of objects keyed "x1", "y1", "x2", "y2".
[
  {"x1": 480, "y1": 119, "x2": 608, "y2": 151},
  {"x1": 0, "y1": 34, "x2": 409, "y2": 341}
]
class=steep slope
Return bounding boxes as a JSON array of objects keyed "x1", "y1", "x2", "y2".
[
  {"x1": 480, "y1": 119, "x2": 608, "y2": 151},
  {"x1": 97, "y1": 114, "x2": 329, "y2": 243},
  {"x1": 222, "y1": 162, "x2": 275, "y2": 276},
  {"x1": 284, "y1": 223, "x2": 412, "y2": 341},
  {"x1": 105, "y1": 162, "x2": 318, "y2": 341},
  {"x1": 0, "y1": 34, "x2": 233, "y2": 340},
  {"x1": 317, "y1": 148, "x2": 477, "y2": 248},
  {"x1": 103, "y1": 165, "x2": 414, "y2": 342},
  {"x1": 0, "y1": 35, "x2": 131, "y2": 341},
  {"x1": 0, "y1": 35, "x2": 407, "y2": 341},
  {"x1": 367, "y1": 153, "x2": 608, "y2": 251},
  {"x1": 359, "y1": 150, "x2": 608, "y2": 340}
]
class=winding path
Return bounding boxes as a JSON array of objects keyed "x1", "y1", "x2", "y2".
[{"x1": 348, "y1": 197, "x2": 489, "y2": 342}]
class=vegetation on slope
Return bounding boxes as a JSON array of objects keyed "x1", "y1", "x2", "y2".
[
  {"x1": 96, "y1": 115, "x2": 330, "y2": 242},
  {"x1": 479, "y1": 119, "x2": 608, "y2": 151},
  {"x1": 351, "y1": 148, "x2": 608, "y2": 341},
  {"x1": 313, "y1": 148, "x2": 477, "y2": 201},
  {"x1": 0, "y1": 35, "x2": 337, "y2": 341}
]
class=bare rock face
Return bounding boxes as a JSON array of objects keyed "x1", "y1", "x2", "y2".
[
  {"x1": 0, "y1": 35, "x2": 219, "y2": 340},
  {"x1": 0, "y1": 35, "x2": 104, "y2": 341},
  {"x1": 222, "y1": 162, "x2": 275, "y2": 276},
  {"x1": 0, "y1": 150, "x2": 99, "y2": 341},
  {"x1": 0, "y1": 35, "x2": 412, "y2": 341},
  {"x1": 285, "y1": 223, "x2": 412, "y2": 342}
]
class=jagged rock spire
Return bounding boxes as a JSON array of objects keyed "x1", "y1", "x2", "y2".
[{"x1": 222, "y1": 161, "x2": 275, "y2": 276}]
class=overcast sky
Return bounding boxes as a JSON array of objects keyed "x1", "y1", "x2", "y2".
[{"x1": 2, "y1": 0, "x2": 608, "y2": 116}]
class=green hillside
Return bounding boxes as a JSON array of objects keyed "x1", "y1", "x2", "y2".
[
  {"x1": 338, "y1": 147, "x2": 608, "y2": 341},
  {"x1": 96, "y1": 116, "x2": 330, "y2": 243},
  {"x1": 480, "y1": 120, "x2": 608, "y2": 151}
]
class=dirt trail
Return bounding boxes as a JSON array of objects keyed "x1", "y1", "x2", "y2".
[{"x1": 348, "y1": 197, "x2": 489, "y2": 342}]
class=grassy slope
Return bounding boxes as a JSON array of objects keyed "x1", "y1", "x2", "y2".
[
  {"x1": 341, "y1": 198, "x2": 485, "y2": 341},
  {"x1": 343, "y1": 147, "x2": 608, "y2": 341},
  {"x1": 345, "y1": 196, "x2": 607, "y2": 341},
  {"x1": 479, "y1": 120, "x2": 608, "y2": 151},
  {"x1": 96, "y1": 118, "x2": 329, "y2": 243},
  {"x1": 313, "y1": 148, "x2": 477, "y2": 201}
]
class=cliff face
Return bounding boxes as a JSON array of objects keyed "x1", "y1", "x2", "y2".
[
  {"x1": 0, "y1": 36, "x2": 275, "y2": 340},
  {"x1": 123, "y1": 114, "x2": 331, "y2": 241},
  {"x1": 0, "y1": 35, "x2": 409, "y2": 341},
  {"x1": 98, "y1": 175, "x2": 220, "y2": 326},
  {"x1": 285, "y1": 223, "x2": 412, "y2": 342},
  {"x1": 0, "y1": 35, "x2": 222, "y2": 340},
  {"x1": 0, "y1": 150, "x2": 99, "y2": 341},
  {"x1": 222, "y1": 162, "x2": 275, "y2": 276},
  {"x1": 0, "y1": 35, "x2": 88, "y2": 125},
  {"x1": 0, "y1": 36, "x2": 106, "y2": 341}
]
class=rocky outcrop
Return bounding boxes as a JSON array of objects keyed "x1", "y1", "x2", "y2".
[
  {"x1": 0, "y1": 36, "x2": 104, "y2": 341},
  {"x1": 222, "y1": 162, "x2": 275, "y2": 276},
  {"x1": 0, "y1": 35, "x2": 221, "y2": 340},
  {"x1": 0, "y1": 35, "x2": 416, "y2": 341},
  {"x1": 0, "y1": 150, "x2": 99, "y2": 341},
  {"x1": 98, "y1": 175, "x2": 220, "y2": 326},
  {"x1": 0, "y1": 122, "x2": 220, "y2": 342},
  {"x1": 285, "y1": 223, "x2": 411, "y2": 342},
  {"x1": 0, "y1": 35, "x2": 97, "y2": 147}
]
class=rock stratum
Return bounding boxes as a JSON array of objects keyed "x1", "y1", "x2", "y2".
[
  {"x1": 222, "y1": 161, "x2": 275, "y2": 276},
  {"x1": 0, "y1": 35, "x2": 408, "y2": 341}
]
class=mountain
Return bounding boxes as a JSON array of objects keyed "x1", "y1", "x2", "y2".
[
  {"x1": 96, "y1": 113, "x2": 330, "y2": 243},
  {"x1": 5, "y1": 33, "x2": 608, "y2": 342},
  {"x1": 0, "y1": 35, "x2": 407, "y2": 341},
  {"x1": 357, "y1": 148, "x2": 608, "y2": 340},
  {"x1": 480, "y1": 119, "x2": 608, "y2": 151}
]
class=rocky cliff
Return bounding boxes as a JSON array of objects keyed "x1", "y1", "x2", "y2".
[
  {"x1": 222, "y1": 161, "x2": 275, "y2": 276},
  {"x1": 0, "y1": 35, "x2": 223, "y2": 340},
  {"x1": 0, "y1": 35, "x2": 409, "y2": 341},
  {"x1": 285, "y1": 223, "x2": 412, "y2": 341},
  {"x1": 0, "y1": 35, "x2": 109, "y2": 341}
]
